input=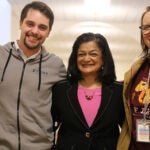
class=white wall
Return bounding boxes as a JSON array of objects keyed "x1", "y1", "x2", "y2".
[{"x1": 0, "y1": 0, "x2": 11, "y2": 44}]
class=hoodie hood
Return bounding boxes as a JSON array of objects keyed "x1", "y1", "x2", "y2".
[
  {"x1": 2, "y1": 42, "x2": 50, "y2": 61},
  {"x1": 1, "y1": 42, "x2": 55, "y2": 90}
]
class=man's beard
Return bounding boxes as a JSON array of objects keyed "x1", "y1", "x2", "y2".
[{"x1": 24, "y1": 34, "x2": 41, "y2": 50}]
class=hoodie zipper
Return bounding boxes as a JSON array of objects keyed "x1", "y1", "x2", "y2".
[{"x1": 17, "y1": 62, "x2": 26, "y2": 150}]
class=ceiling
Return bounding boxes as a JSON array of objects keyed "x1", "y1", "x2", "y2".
[{"x1": 7, "y1": 0, "x2": 150, "y2": 80}]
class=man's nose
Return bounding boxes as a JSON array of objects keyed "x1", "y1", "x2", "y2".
[{"x1": 31, "y1": 26, "x2": 39, "y2": 34}]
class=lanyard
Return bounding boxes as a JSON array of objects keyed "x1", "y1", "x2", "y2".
[{"x1": 143, "y1": 69, "x2": 150, "y2": 121}]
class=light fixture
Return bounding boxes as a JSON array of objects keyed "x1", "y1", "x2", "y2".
[
  {"x1": 84, "y1": 0, "x2": 111, "y2": 8},
  {"x1": 84, "y1": 0, "x2": 111, "y2": 14}
]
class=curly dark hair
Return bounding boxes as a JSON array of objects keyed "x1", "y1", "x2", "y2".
[
  {"x1": 67, "y1": 32, "x2": 116, "y2": 85},
  {"x1": 20, "y1": 1, "x2": 54, "y2": 30}
]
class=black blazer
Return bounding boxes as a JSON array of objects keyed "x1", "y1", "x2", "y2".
[{"x1": 51, "y1": 80, "x2": 125, "y2": 150}]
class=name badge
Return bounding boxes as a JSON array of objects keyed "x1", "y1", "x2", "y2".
[{"x1": 136, "y1": 119, "x2": 150, "y2": 143}]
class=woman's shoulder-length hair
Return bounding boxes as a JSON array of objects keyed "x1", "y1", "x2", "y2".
[{"x1": 67, "y1": 32, "x2": 116, "y2": 85}]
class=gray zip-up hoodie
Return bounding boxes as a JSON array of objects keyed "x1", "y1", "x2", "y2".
[{"x1": 0, "y1": 42, "x2": 66, "y2": 150}]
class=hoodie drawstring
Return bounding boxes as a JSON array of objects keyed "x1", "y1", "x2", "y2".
[
  {"x1": 1, "y1": 42, "x2": 42, "y2": 91},
  {"x1": 38, "y1": 53, "x2": 42, "y2": 91},
  {"x1": 1, "y1": 42, "x2": 14, "y2": 82}
]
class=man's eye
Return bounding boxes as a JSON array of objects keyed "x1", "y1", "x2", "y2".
[
  {"x1": 39, "y1": 25, "x2": 47, "y2": 31},
  {"x1": 26, "y1": 22, "x2": 34, "y2": 27}
]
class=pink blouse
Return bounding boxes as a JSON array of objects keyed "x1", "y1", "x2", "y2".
[{"x1": 78, "y1": 85, "x2": 102, "y2": 127}]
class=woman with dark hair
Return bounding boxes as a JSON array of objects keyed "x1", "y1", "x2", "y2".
[
  {"x1": 117, "y1": 6, "x2": 150, "y2": 150},
  {"x1": 51, "y1": 32, "x2": 125, "y2": 150}
]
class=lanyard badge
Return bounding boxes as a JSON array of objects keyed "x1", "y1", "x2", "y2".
[{"x1": 136, "y1": 119, "x2": 150, "y2": 142}]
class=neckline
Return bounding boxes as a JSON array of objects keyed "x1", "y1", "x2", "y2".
[
  {"x1": 78, "y1": 85, "x2": 102, "y2": 90},
  {"x1": 78, "y1": 85, "x2": 102, "y2": 100}
]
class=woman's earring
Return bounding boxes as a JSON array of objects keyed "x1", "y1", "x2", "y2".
[{"x1": 101, "y1": 66, "x2": 104, "y2": 70}]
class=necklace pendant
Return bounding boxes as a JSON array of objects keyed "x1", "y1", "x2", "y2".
[{"x1": 85, "y1": 95, "x2": 93, "y2": 100}]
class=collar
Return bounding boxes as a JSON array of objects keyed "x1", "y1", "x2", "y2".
[{"x1": 14, "y1": 40, "x2": 41, "y2": 62}]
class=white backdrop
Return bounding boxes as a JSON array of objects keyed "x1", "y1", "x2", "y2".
[{"x1": 0, "y1": 0, "x2": 11, "y2": 44}]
